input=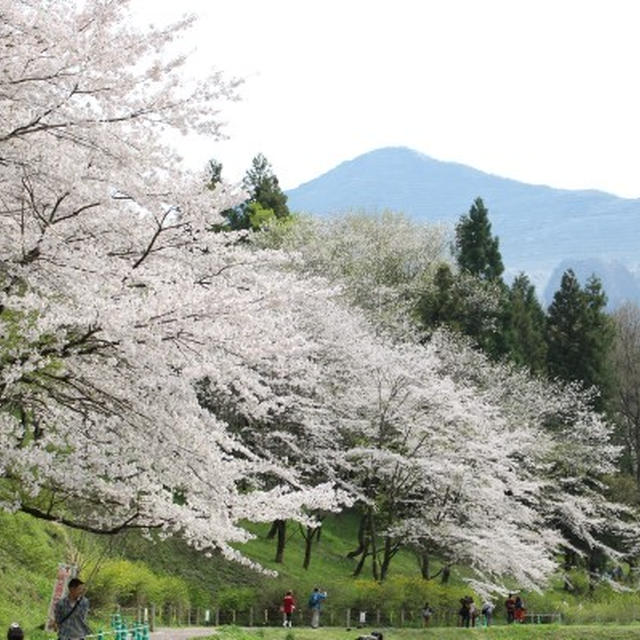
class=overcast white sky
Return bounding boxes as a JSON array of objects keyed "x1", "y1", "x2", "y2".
[{"x1": 133, "y1": 0, "x2": 640, "y2": 197}]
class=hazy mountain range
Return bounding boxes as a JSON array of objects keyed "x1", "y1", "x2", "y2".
[{"x1": 285, "y1": 147, "x2": 640, "y2": 308}]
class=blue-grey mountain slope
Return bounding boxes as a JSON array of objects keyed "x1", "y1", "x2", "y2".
[{"x1": 286, "y1": 147, "x2": 640, "y2": 302}]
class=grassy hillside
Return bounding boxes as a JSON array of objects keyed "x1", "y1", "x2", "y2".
[
  {"x1": 237, "y1": 512, "x2": 426, "y2": 583},
  {"x1": 3, "y1": 508, "x2": 640, "y2": 636},
  {"x1": 0, "y1": 511, "x2": 71, "y2": 634}
]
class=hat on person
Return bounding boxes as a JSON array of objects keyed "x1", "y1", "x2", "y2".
[{"x1": 68, "y1": 577, "x2": 85, "y2": 589}]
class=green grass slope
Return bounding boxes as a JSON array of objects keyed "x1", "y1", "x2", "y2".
[{"x1": 0, "y1": 511, "x2": 72, "y2": 634}]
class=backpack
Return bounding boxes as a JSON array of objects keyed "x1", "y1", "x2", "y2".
[{"x1": 308, "y1": 593, "x2": 319, "y2": 608}]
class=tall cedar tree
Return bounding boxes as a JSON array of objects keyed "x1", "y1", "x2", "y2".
[
  {"x1": 546, "y1": 269, "x2": 614, "y2": 412},
  {"x1": 455, "y1": 197, "x2": 504, "y2": 281},
  {"x1": 504, "y1": 273, "x2": 547, "y2": 374},
  {"x1": 452, "y1": 197, "x2": 507, "y2": 358}
]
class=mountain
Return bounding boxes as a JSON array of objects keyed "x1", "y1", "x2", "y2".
[{"x1": 285, "y1": 147, "x2": 640, "y2": 303}]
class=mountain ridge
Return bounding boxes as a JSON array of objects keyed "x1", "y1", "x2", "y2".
[{"x1": 285, "y1": 147, "x2": 640, "y2": 306}]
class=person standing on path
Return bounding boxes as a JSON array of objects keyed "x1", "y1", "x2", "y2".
[
  {"x1": 505, "y1": 593, "x2": 516, "y2": 624},
  {"x1": 514, "y1": 595, "x2": 526, "y2": 623},
  {"x1": 54, "y1": 578, "x2": 90, "y2": 640},
  {"x1": 282, "y1": 590, "x2": 296, "y2": 627},
  {"x1": 421, "y1": 602, "x2": 433, "y2": 627},
  {"x1": 308, "y1": 587, "x2": 327, "y2": 628},
  {"x1": 481, "y1": 600, "x2": 495, "y2": 626}
]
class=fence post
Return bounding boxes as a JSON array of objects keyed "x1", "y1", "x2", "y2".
[
  {"x1": 150, "y1": 605, "x2": 155, "y2": 632},
  {"x1": 215, "y1": 608, "x2": 220, "y2": 626},
  {"x1": 264, "y1": 609, "x2": 268, "y2": 625},
  {"x1": 232, "y1": 609, "x2": 236, "y2": 624},
  {"x1": 376, "y1": 609, "x2": 380, "y2": 625},
  {"x1": 401, "y1": 609, "x2": 405, "y2": 626},
  {"x1": 346, "y1": 608, "x2": 351, "y2": 628}
]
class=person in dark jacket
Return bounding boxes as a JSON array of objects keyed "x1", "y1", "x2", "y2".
[
  {"x1": 7, "y1": 624, "x2": 23, "y2": 640},
  {"x1": 505, "y1": 593, "x2": 516, "y2": 624},
  {"x1": 54, "y1": 578, "x2": 90, "y2": 640}
]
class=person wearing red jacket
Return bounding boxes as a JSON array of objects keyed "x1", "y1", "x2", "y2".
[{"x1": 282, "y1": 591, "x2": 296, "y2": 627}]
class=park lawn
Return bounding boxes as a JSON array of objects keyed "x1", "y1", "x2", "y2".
[{"x1": 211, "y1": 624, "x2": 640, "y2": 640}]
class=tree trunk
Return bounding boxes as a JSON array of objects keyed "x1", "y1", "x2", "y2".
[
  {"x1": 267, "y1": 519, "x2": 279, "y2": 539},
  {"x1": 369, "y1": 513, "x2": 380, "y2": 581},
  {"x1": 347, "y1": 512, "x2": 368, "y2": 558},
  {"x1": 440, "y1": 564, "x2": 450, "y2": 584},
  {"x1": 352, "y1": 539, "x2": 370, "y2": 577},
  {"x1": 563, "y1": 548, "x2": 576, "y2": 591},
  {"x1": 419, "y1": 551, "x2": 430, "y2": 579},
  {"x1": 302, "y1": 524, "x2": 321, "y2": 570},
  {"x1": 274, "y1": 519, "x2": 286, "y2": 563},
  {"x1": 380, "y1": 537, "x2": 393, "y2": 581}
]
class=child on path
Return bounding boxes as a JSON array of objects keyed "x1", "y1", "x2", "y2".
[{"x1": 282, "y1": 590, "x2": 296, "y2": 627}]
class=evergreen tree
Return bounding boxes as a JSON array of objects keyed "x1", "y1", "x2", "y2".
[
  {"x1": 242, "y1": 153, "x2": 290, "y2": 221},
  {"x1": 204, "y1": 158, "x2": 238, "y2": 231},
  {"x1": 207, "y1": 154, "x2": 290, "y2": 231},
  {"x1": 504, "y1": 273, "x2": 547, "y2": 374},
  {"x1": 546, "y1": 269, "x2": 614, "y2": 411},
  {"x1": 205, "y1": 158, "x2": 223, "y2": 190},
  {"x1": 417, "y1": 263, "x2": 506, "y2": 358},
  {"x1": 454, "y1": 197, "x2": 504, "y2": 281},
  {"x1": 432, "y1": 198, "x2": 507, "y2": 358},
  {"x1": 417, "y1": 264, "x2": 465, "y2": 331}
]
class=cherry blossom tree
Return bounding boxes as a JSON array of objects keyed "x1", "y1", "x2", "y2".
[
  {"x1": 259, "y1": 213, "x2": 640, "y2": 590},
  {"x1": 255, "y1": 211, "x2": 449, "y2": 337},
  {"x1": 433, "y1": 332, "x2": 640, "y2": 590},
  {"x1": 0, "y1": 0, "x2": 352, "y2": 561}
]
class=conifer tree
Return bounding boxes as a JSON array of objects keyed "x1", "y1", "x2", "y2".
[
  {"x1": 437, "y1": 197, "x2": 508, "y2": 358},
  {"x1": 504, "y1": 273, "x2": 547, "y2": 374},
  {"x1": 205, "y1": 158, "x2": 223, "y2": 190},
  {"x1": 546, "y1": 270, "x2": 614, "y2": 411},
  {"x1": 221, "y1": 154, "x2": 290, "y2": 230},
  {"x1": 454, "y1": 197, "x2": 504, "y2": 281},
  {"x1": 243, "y1": 153, "x2": 290, "y2": 219}
]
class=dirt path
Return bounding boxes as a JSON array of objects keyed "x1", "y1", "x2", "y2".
[{"x1": 150, "y1": 627, "x2": 216, "y2": 640}]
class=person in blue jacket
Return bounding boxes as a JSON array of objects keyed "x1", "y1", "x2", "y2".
[{"x1": 308, "y1": 587, "x2": 327, "y2": 628}]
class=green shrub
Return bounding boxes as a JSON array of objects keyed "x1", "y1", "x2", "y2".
[
  {"x1": 90, "y1": 559, "x2": 190, "y2": 609},
  {"x1": 216, "y1": 587, "x2": 256, "y2": 611}
]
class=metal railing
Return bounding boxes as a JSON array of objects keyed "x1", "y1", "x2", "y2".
[{"x1": 105, "y1": 605, "x2": 565, "y2": 629}]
